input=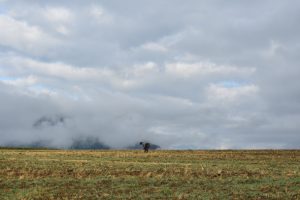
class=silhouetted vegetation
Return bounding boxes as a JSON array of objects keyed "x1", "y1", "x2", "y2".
[{"x1": 127, "y1": 142, "x2": 160, "y2": 150}]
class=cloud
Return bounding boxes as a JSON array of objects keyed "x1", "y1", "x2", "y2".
[
  {"x1": 43, "y1": 7, "x2": 73, "y2": 23},
  {"x1": 141, "y1": 42, "x2": 168, "y2": 53},
  {"x1": 33, "y1": 115, "x2": 66, "y2": 128},
  {"x1": 0, "y1": 75, "x2": 37, "y2": 87},
  {"x1": 89, "y1": 4, "x2": 113, "y2": 24},
  {"x1": 0, "y1": 54, "x2": 114, "y2": 81},
  {"x1": 0, "y1": 0, "x2": 300, "y2": 149},
  {"x1": 0, "y1": 15, "x2": 58, "y2": 54},
  {"x1": 165, "y1": 62, "x2": 255, "y2": 78},
  {"x1": 206, "y1": 84, "x2": 259, "y2": 103}
]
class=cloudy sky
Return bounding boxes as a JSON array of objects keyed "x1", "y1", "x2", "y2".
[{"x1": 0, "y1": 0, "x2": 299, "y2": 149}]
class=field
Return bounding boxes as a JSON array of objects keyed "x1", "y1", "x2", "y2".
[{"x1": 0, "y1": 149, "x2": 300, "y2": 199}]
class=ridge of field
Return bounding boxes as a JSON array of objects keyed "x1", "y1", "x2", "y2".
[{"x1": 0, "y1": 149, "x2": 300, "y2": 199}]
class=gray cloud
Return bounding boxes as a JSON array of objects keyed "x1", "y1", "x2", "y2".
[
  {"x1": 0, "y1": 0, "x2": 299, "y2": 149},
  {"x1": 33, "y1": 115, "x2": 66, "y2": 128}
]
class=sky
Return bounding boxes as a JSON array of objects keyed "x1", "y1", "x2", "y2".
[{"x1": 0, "y1": 0, "x2": 300, "y2": 149}]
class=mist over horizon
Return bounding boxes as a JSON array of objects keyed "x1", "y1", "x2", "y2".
[{"x1": 1, "y1": 0, "x2": 300, "y2": 149}]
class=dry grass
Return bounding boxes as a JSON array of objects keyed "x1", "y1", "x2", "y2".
[{"x1": 0, "y1": 149, "x2": 300, "y2": 199}]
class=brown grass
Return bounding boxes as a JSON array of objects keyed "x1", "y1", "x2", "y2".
[{"x1": 0, "y1": 149, "x2": 300, "y2": 199}]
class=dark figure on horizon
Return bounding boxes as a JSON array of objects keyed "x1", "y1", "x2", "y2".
[{"x1": 140, "y1": 142, "x2": 150, "y2": 153}]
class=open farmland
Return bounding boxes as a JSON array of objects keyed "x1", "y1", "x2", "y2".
[{"x1": 0, "y1": 149, "x2": 300, "y2": 199}]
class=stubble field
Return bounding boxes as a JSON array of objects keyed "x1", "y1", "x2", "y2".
[{"x1": 0, "y1": 149, "x2": 300, "y2": 199}]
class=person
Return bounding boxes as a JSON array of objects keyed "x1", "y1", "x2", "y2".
[{"x1": 140, "y1": 142, "x2": 150, "y2": 153}]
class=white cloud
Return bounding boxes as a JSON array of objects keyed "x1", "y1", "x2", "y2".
[
  {"x1": 0, "y1": 15, "x2": 58, "y2": 53},
  {"x1": 56, "y1": 25, "x2": 69, "y2": 35},
  {"x1": 130, "y1": 62, "x2": 159, "y2": 77},
  {"x1": 1, "y1": 56, "x2": 113, "y2": 81},
  {"x1": 165, "y1": 62, "x2": 255, "y2": 78},
  {"x1": 7, "y1": 5, "x2": 74, "y2": 36},
  {"x1": 0, "y1": 75, "x2": 37, "y2": 87},
  {"x1": 89, "y1": 5, "x2": 112, "y2": 24},
  {"x1": 206, "y1": 84, "x2": 259, "y2": 103},
  {"x1": 141, "y1": 42, "x2": 168, "y2": 52},
  {"x1": 44, "y1": 7, "x2": 73, "y2": 23},
  {"x1": 43, "y1": 7, "x2": 74, "y2": 35}
]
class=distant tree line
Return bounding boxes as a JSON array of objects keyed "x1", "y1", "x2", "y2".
[{"x1": 1, "y1": 137, "x2": 161, "y2": 150}]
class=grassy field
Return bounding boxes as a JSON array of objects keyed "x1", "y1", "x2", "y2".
[{"x1": 0, "y1": 149, "x2": 300, "y2": 199}]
